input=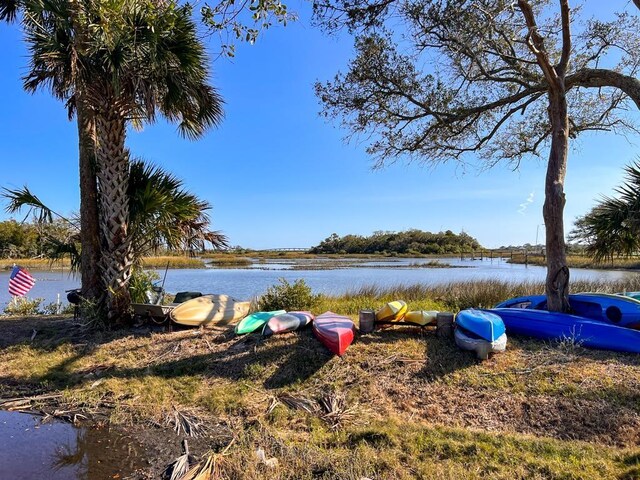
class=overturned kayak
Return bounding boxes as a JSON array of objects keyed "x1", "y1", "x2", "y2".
[
  {"x1": 262, "y1": 311, "x2": 314, "y2": 337},
  {"x1": 170, "y1": 294, "x2": 250, "y2": 327},
  {"x1": 455, "y1": 309, "x2": 505, "y2": 342},
  {"x1": 235, "y1": 310, "x2": 286, "y2": 335},
  {"x1": 496, "y1": 293, "x2": 640, "y2": 329},
  {"x1": 313, "y1": 311, "x2": 356, "y2": 356},
  {"x1": 404, "y1": 310, "x2": 439, "y2": 326},
  {"x1": 489, "y1": 308, "x2": 640, "y2": 354},
  {"x1": 376, "y1": 300, "x2": 408, "y2": 322}
]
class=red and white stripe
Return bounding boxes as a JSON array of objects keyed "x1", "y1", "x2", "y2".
[{"x1": 9, "y1": 266, "x2": 36, "y2": 297}]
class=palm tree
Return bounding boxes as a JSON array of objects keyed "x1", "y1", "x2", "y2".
[
  {"x1": 570, "y1": 161, "x2": 640, "y2": 262},
  {"x1": 15, "y1": 0, "x2": 223, "y2": 322},
  {"x1": 3, "y1": 158, "x2": 228, "y2": 266},
  {"x1": 2, "y1": 0, "x2": 104, "y2": 304}
]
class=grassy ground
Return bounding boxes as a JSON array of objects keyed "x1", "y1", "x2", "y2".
[{"x1": 1, "y1": 281, "x2": 640, "y2": 478}]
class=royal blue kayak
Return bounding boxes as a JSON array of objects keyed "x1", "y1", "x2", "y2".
[
  {"x1": 456, "y1": 309, "x2": 505, "y2": 342},
  {"x1": 488, "y1": 308, "x2": 640, "y2": 354},
  {"x1": 495, "y1": 293, "x2": 640, "y2": 329}
]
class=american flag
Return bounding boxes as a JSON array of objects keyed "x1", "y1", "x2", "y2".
[{"x1": 8, "y1": 266, "x2": 36, "y2": 297}]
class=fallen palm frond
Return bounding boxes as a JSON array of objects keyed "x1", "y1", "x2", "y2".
[
  {"x1": 277, "y1": 394, "x2": 317, "y2": 414},
  {"x1": 178, "y1": 451, "x2": 225, "y2": 480},
  {"x1": 163, "y1": 439, "x2": 195, "y2": 480},
  {"x1": 166, "y1": 406, "x2": 207, "y2": 438},
  {"x1": 318, "y1": 392, "x2": 357, "y2": 430}
]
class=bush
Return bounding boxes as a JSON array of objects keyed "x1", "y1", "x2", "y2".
[
  {"x1": 3, "y1": 297, "x2": 43, "y2": 315},
  {"x1": 257, "y1": 278, "x2": 320, "y2": 312},
  {"x1": 129, "y1": 268, "x2": 161, "y2": 303}
]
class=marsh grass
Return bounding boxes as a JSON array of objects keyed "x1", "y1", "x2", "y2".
[
  {"x1": 510, "y1": 253, "x2": 640, "y2": 270},
  {"x1": 2, "y1": 279, "x2": 640, "y2": 478},
  {"x1": 141, "y1": 256, "x2": 206, "y2": 269}
]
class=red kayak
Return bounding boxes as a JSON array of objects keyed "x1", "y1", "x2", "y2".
[{"x1": 313, "y1": 311, "x2": 356, "y2": 356}]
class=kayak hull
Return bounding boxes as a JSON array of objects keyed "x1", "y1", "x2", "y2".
[
  {"x1": 169, "y1": 294, "x2": 250, "y2": 327},
  {"x1": 455, "y1": 328, "x2": 507, "y2": 360},
  {"x1": 376, "y1": 300, "x2": 408, "y2": 322},
  {"x1": 403, "y1": 310, "x2": 438, "y2": 326},
  {"x1": 313, "y1": 311, "x2": 356, "y2": 356},
  {"x1": 263, "y1": 311, "x2": 314, "y2": 337},
  {"x1": 235, "y1": 310, "x2": 286, "y2": 335},
  {"x1": 496, "y1": 293, "x2": 640, "y2": 329},
  {"x1": 489, "y1": 308, "x2": 640, "y2": 354},
  {"x1": 455, "y1": 309, "x2": 506, "y2": 342}
]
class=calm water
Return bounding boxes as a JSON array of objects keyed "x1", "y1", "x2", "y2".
[
  {"x1": 1, "y1": 257, "x2": 638, "y2": 307},
  {"x1": 0, "y1": 411, "x2": 145, "y2": 479}
]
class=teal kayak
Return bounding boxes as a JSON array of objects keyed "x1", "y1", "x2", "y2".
[{"x1": 235, "y1": 310, "x2": 286, "y2": 335}]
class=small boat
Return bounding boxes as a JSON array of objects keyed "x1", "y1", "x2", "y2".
[
  {"x1": 313, "y1": 311, "x2": 356, "y2": 356},
  {"x1": 454, "y1": 309, "x2": 507, "y2": 359},
  {"x1": 403, "y1": 310, "x2": 438, "y2": 326},
  {"x1": 489, "y1": 307, "x2": 640, "y2": 354},
  {"x1": 262, "y1": 311, "x2": 314, "y2": 337},
  {"x1": 235, "y1": 310, "x2": 286, "y2": 335},
  {"x1": 496, "y1": 293, "x2": 640, "y2": 329},
  {"x1": 455, "y1": 309, "x2": 505, "y2": 342},
  {"x1": 170, "y1": 294, "x2": 250, "y2": 327},
  {"x1": 375, "y1": 300, "x2": 408, "y2": 322}
]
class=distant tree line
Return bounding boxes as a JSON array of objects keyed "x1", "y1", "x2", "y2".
[
  {"x1": 0, "y1": 219, "x2": 73, "y2": 259},
  {"x1": 309, "y1": 230, "x2": 481, "y2": 255}
]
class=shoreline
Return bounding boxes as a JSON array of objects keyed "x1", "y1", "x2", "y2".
[{"x1": 2, "y1": 280, "x2": 640, "y2": 478}]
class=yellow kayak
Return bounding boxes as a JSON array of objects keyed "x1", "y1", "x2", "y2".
[
  {"x1": 376, "y1": 300, "x2": 408, "y2": 322},
  {"x1": 404, "y1": 310, "x2": 439, "y2": 326},
  {"x1": 169, "y1": 294, "x2": 250, "y2": 327}
]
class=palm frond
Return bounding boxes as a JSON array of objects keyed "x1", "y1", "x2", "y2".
[
  {"x1": 2, "y1": 185, "x2": 68, "y2": 224},
  {"x1": 0, "y1": 0, "x2": 19, "y2": 22}
]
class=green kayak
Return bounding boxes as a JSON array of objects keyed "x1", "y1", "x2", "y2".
[{"x1": 235, "y1": 310, "x2": 286, "y2": 335}]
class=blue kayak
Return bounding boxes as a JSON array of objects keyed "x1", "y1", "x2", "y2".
[
  {"x1": 495, "y1": 293, "x2": 640, "y2": 329},
  {"x1": 456, "y1": 309, "x2": 505, "y2": 342},
  {"x1": 488, "y1": 308, "x2": 640, "y2": 354}
]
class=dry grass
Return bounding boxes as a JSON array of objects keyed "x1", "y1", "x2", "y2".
[
  {"x1": 1, "y1": 282, "x2": 640, "y2": 478},
  {"x1": 510, "y1": 253, "x2": 640, "y2": 270}
]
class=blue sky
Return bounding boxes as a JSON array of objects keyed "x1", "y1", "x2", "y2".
[{"x1": 0, "y1": 1, "x2": 638, "y2": 249}]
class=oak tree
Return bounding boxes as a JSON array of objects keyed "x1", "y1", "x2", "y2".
[{"x1": 314, "y1": 0, "x2": 640, "y2": 311}]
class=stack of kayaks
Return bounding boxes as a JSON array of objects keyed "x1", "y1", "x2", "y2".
[
  {"x1": 170, "y1": 294, "x2": 250, "y2": 327},
  {"x1": 454, "y1": 309, "x2": 507, "y2": 360},
  {"x1": 263, "y1": 311, "x2": 314, "y2": 337},
  {"x1": 235, "y1": 310, "x2": 286, "y2": 335},
  {"x1": 375, "y1": 300, "x2": 438, "y2": 327},
  {"x1": 313, "y1": 311, "x2": 356, "y2": 356},
  {"x1": 492, "y1": 292, "x2": 640, "y2": 353}
]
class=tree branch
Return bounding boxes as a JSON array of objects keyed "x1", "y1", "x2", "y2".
[{"x1": 556, "y1": 0, "x2": 571, "y2": 77}]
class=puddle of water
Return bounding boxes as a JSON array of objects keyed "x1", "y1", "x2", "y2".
[{"x1": 0, "y1": 410, "x2": 147, "y2": 479}]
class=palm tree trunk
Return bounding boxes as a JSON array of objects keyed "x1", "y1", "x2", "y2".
[
  {"x1": 94, "y1": 105, "x2": 133, "y2": 323},
  {"x1": 76, "y1": 98, "x2": 103, "y2": 304}
]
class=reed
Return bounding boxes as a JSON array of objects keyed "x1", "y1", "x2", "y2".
[
  {"x1": 317, "y1": 278, "x2": 640, "y2": 313},
  {"x1": 140, "y1": 256, "x2": 206, "y2": 269}
]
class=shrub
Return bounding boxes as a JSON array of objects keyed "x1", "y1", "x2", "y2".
[
  {"x1": 129, "y1": 268, "x2": 161, "y2": 303},
  {"x1": 4, "y1": 297, "x2": 43, "y2": 315},
  {"x1": 257, "y1": 278, "x2": 320, "y2": 312}
]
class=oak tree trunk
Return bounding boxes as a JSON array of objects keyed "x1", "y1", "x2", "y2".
[
  {"x1": 94, "y1": 106, "x2": 133, "y2": 324},
  {"x1": 544, "y1": 89, "x2": 571, "y2": 312}
]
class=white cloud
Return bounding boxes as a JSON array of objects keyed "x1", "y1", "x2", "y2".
[{"x1": 517, "y1": 191, "x2": 535, "y2": 215}]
